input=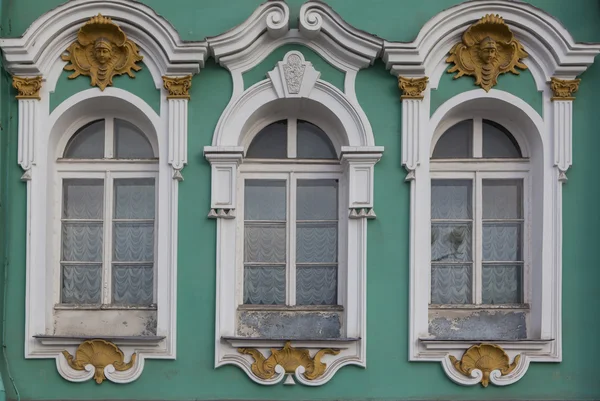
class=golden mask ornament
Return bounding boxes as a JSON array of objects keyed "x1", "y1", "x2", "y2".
[
  {"x1": 398, "y1": 76, "x2": 428, "y2": 99},
  {"x1": 163, "y1": 75, "x2": 193, "y2": 99},
  {"x1": 446, "y1": 14, "x2": 528, "y2": 92},
  {"x1": 62, "y1": 339, "x2": 137, "y2": 384},
  {"x1": 12, "y1": 76, "x2": 43, "y2": 99},
  {"x1": 449, "y1": 343, "x2": 520, "y2": 387},
  {"x1": 550, "y1": 77, "x2": 581, "y2": 101},
  {"x1": 62, "y1": 14, "x2": 143, "y2": 91},
  {"x1": 238, "y1": 341, "x2": 340, "y2": 381}
]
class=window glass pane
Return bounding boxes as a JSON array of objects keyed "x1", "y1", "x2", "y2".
[
  {"x1": 297, "y1": 222, "x2": 337, "y2": 263},
  {"x1": 482, "y1": 265, "x2": 522, "y2": 304},
  {"x1": 244, "y1": 224, "x2": 286, "y2": 263},
  {"x1": 432, "y1": 119, "x2": 472, "y2": 159},
  {"x1": 61, "y1": 265, "x2": 102, "y2": 304},
  {"x1": 112, "y1": 265, "x2": 153, "y2": 305},
  {"x1": 114, "y1": 119, "x2": 154, "y2": 159},
  {"x1": 431, "y1": 180, "x2": 472, "y2": 219},
  {"x1": 431, "y1": 265, "x2": 472, "y2": 304},
  {"x1": 64, "y1": 120, "x2": 105, "y2": 158},
  {"x1": 113, "y1": 223, "x2": 155, "y2": 262},
  {"x1": 297, "y1": 179, "x2": 338, "y2": 220},
  {"x1": 297, "y1": 120, "x2": 337, "y2": 159},
  {"x1": 482, "y1": 120, "x2": 522, "y2": 158},
  {"x1": 244, "y1": 266, "x2": 285, "y2": 305},
  {"x1": 63, "y1": 179, "x2": 103, "y2": 219},
  {"x1": 62, "y1": 223, "x2": 103, "y2": 262},
  {"x1": 296, "y1": 266, "x2": 337, "y2": 305},
  {"x1": 431, "y1": 223, "x2": 472, "y2": 263},
  {"x1": 244, "y1": 180, "x2": 286, "y2": 221},
  {"x1": 114, "y1": 178, "x2": 155, "y2": 219},
  {"x1": 483, "y1": 179, "x2": 522, "y2": 219},
  {"x1": 483, "y1": 223, "x2": 522, "y2": 261},
  {"x1": 246, "y1": 120, "x2": 287, "y2": 159}
]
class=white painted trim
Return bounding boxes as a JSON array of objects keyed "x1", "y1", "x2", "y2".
[
  {"x1": 205, "y1": 50, "x2": 382, "y2": 386},
  {"x1": 382, "y1": 0, "x2": 600, "y2": 89},
  {"x1": 0, "y1": 0, "x2": 207, "y2": 90}
]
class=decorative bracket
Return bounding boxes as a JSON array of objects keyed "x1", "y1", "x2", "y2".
[
  {"x1": 398, "y1": 76, "x2": 428, "y2": 180},
  {"x1": 13, "y1": 76, "x2": 43, "y2": 180},
  {"x1": 62, "y1": 14, "x2": 143, "y2": 91},
  {"x1": 163, "y1": 75, "x2": 193, "y2": 180},
  {"x1": 204, "y1": 148, "x2": 244, "y2": 218},
  {"x1": 267, "y1": 51, "x2": 320, "y2": 98},
  {"x1": 550, "y1": 77, "x2": 580, "y2": 182},
  {"x1": 446, "y1": 14, "x2": 528, "y2": 92},
  {"x1": 446, "y1": 344, "x2": 523, "y2": 387}
]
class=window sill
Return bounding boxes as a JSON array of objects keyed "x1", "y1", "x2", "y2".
[
  {"x1": 34, "y1": 334, "x2": 165, "y2": 346},
  {"x1": 429, "y1": 304, "x2": 530, "y2": 310},
  {"x1": 222, "y1": 336, "x2": 359, "y2": 349},
  {"x1": 237, "y1": 304, "x2": 344, "y2": 312},
  {"x1": 54, "y1": 304, "x2": 157, "y2": 311},
  {"x1": 419, "y1": 338, "x2": 554, "y2": 351}
]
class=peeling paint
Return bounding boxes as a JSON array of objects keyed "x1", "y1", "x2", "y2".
[
  {"x1": 53, "y1": 310, "x2": 157, "y2": 336},
  {"x1": 428, "y1": 310, "x2": 526, "y2": 340},
  {"x1": 237, "y1": 310, "x2": 342, "y2": 339}
]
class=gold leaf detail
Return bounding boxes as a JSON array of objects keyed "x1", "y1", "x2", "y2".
[
  {"x1": 550, "y1": 77, "x2": 580, "y2": 101},
  {"x1": 62, "y1": 339, "x2": 137, "y2": 384},
  {"x1": 61, "y1": 14, "x2": 143, "y2": 91},
  {"x1": 446, "y1": 14, "x2": 528, "y2": 92},
  {"x1": 12, "y1": 76, "x2": 43, "y2": 99},
  {"x1": 163, "y1": 75, "x2": 193, "y2": 99},
  {"x1": 398, "y1": 76, "x2": 428, "y2": 99},
  {"x1": 449, "y1": 343, "x2": 520, "y2": 387},
  {"x1": 238, "y1": 341, "x2": 340, "y2": 381}
]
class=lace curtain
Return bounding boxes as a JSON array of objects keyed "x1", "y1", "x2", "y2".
[
  {"x1": 61, "y1": 178, "x2": 155, "y2": 305},
  {"x1": 430, "y1": 179, "x2": 522, "y2": 304}
]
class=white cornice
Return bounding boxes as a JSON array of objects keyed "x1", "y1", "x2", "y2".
[
  {"x1": 382, "y1": 0, "x2": 600, "y2": 89},
  {"x1": 0, "y1": 0, "x2": 207, "y2": 87}
]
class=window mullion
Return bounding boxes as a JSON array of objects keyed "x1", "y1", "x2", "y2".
[
  {"x1": 473, "y1": 172, "x2": 483, "y2": 304},
  {"x1": 105, "y1": 118, "x2": 115, "y2": 159},
  {"x1": 288, "y1": 173, "x2": 297, "y2": 305},
  {"x1": 288, "y1": 118, "x2": 297, "y2": 159},
  {"x1": 473, "y1": 117, "x2": 483, "y2": 158},
  {"x1": 102, "y1": 172, "x2": 114, "y2": 304}
]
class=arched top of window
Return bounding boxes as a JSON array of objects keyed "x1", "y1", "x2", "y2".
[
  {"x1": 63, "y1": 118, "x2": 154, "y2": 159},
  {"x1": 432, "y1": 119, "x2": 522, "y2": 159},
  {"x1": 246, "y1": 119, "x2": 337, "y2": 160}
]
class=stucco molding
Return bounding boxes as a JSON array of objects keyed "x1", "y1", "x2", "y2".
[
  {"x1": 0, "y1": 0, "x2": 207, "y2": 91},
  {"x1": 205, "y1": 51, "x2": 382, "y2": 386},
  {"x1": 382, "y1": 0, "x2": 600, "y2": 91}
]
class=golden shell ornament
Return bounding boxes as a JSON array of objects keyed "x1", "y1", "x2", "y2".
[
  {"x1": 62, "y1": 14, "x2": 143, "y2": 90},
  {"x1": 449, "y1": 343, "x2": 520, "y2": 387},
  {"x1": 238, "y1": 341, "x2": 340, "y2": 381},
  {"x1": 446, "y1": 14, "x2": 528, "y2": 92},
  {"x1": 62, "y1": 339, "x2": 137, "y2": 384}
]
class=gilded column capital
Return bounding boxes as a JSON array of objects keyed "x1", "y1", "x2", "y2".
[
  {"x1": 550, "y1": 77, "x2": 580, "y2": 101},
  {"x1": 163, "y1": 75, "x2": 193, "y2": 100},
  {"x1": 12, "y1": 76, "x2": 43, "y2": 99},
  {"x1": 398, "y1": 76, "x2": 428, "y2": 99}
]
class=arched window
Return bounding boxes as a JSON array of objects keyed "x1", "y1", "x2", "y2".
[
  {"x1": 58, "y1": 118, "x2": 157, "y2": 307},
  {"x1": 241, "y1": 119, "x2": 340, "y2": 306},
  {"x1": 430, "y1": 118, "x2": 528, "y2": 307}
]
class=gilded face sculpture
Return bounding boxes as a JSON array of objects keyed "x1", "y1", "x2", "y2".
[
  {"x1": 94, "y1": 39, "x2": 112, "y2": 65},
  {"x1": 478, "y1": 37, "x2": 498, "y2": 64}
]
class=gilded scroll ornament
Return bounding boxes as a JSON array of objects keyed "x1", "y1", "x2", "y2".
[
  {"x1": 62, "y1": 339, "x2": 136, "y2": 384},
  {"x1": 446, "y1": 14, "x2": 528, "y2": 92},
  {"x1": 398, "y1": 76, "x2": 428, "y2": 99},
  {"x1": 163, "y1": 75, "x2": 193, "y2": 99},
  {"x1": 449, "y1": 343, "x2": 520, "y2": 387},
  {"x1": 550, "y1": 77, "x2": 581, "y2": 101},
  {"x1": 12, "y1": 76, "x2": 43, "y2": 99},
  {"x1": 62, "y1": 14, "x2": 143, "y2": 91},
  {"x1": 238, "y1": 341, "x2": 340, "y2": 381}
]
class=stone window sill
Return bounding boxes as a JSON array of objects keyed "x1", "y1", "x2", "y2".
[
  {"x1": 222, "y1": 336, "x2": 359, "y2": 349},
  {"x1": 418, "y1": 338, "x2": 554, "y2": 351},
  {"x1": 34, "y1": 334, "x2": 165, "y2": 346},
  {"x1": 54, "y1": 304, "x2": 158, "y2": 311}
]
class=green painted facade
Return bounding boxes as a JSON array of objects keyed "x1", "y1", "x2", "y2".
[{"x1": 0, "y1": 0, "x2": 599, "y2": 400}]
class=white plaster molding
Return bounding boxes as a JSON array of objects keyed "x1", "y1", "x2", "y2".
[
  {"x1": 441, "y1": 354, "x2": 531, "y2": 387},
  {"x1": 166, "y1": 96, "x2": 189, "y2": 180},
  {"x1": 56, "y1": 351, "x2": 146, "y2": 384},
  {"x1": 552, "y1": 98, "x2": 573, "y2": 181},
  {"x1": 401, "y1": 95, "x2": 428, "y2": 180},
  {"x1": 382, "y1": 0, "x2": 600, "y2": 90},
  {"x1": 0, "y1": 0, "x2": 207, "y2": 91},
  {"x1": 268, "y1": 51, "x2": 320, "y2": 98},
  {"x1": 17, "y1": 98, "x2": 39, "y2": 180},
  {"x1": 207, "y1": 52, "x2": 382, "y2": 385}
]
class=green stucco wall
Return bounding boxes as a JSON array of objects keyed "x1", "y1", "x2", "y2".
[{"x1": 1, "y1": 1, "x2": 600, "y2": 400}]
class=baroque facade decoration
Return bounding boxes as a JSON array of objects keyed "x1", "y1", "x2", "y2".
[
  {"x1": 449, "y1": 344, "x2": 520, "y2": 388},
  {"x1": 163, "y1": 75, "x2": 193, "y2": 99},
  {"x1": 550, "y1": 77, "x2": 581, "y2": 101},
  {"x1": 62, "y1": 340, "x2": 136, "y2": 384},
  {"x1": 62, "y1": 14, "x2": 143, "y2": 90},
  {"x1": 446, "y1": 14, "x2": 528, "y2": 91},
  {"x1": 12, "y1": 76, "x2": 43, "y2": 99},
  {"x1": 398, "y1": 76, "x2": 428, "y2": 99}
]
